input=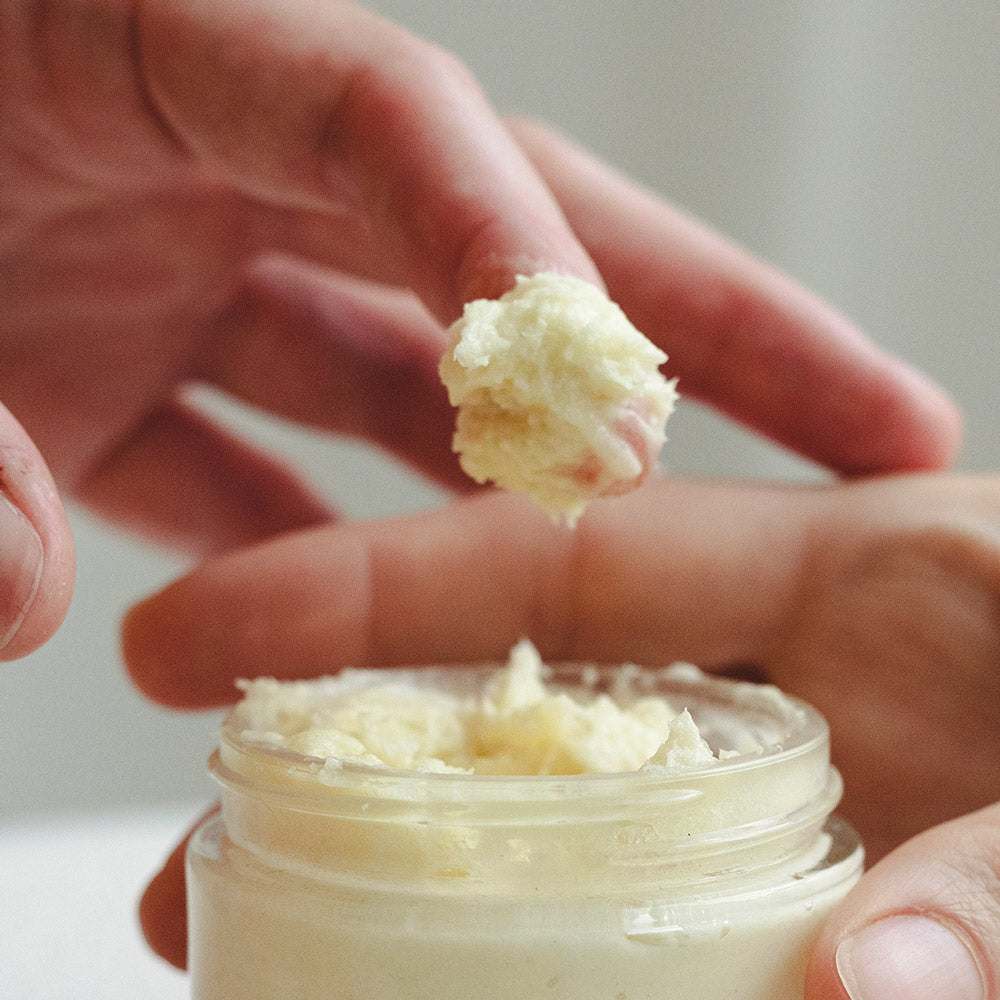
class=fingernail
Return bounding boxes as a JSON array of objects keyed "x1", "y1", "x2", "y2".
[
  {"x1": 836, "y1": 915, "x2": 984, "y2": 1000},
  {"x1": 0, "y1": 494, "x2": 43, "y2": 651}
]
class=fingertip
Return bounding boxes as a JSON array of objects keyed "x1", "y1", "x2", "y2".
[
  {"x1": 121, "y1": 596, "x2": 161, "y2": 702},
  {"x1": 121, "y1": 587, "x2": 211, "y2": 710},
  {"x1": 120, "y1": 522, "x2": 372, "y2": 710},
  {"x1": 139, "y1": 843, "x2": 189, "y2": 971},
  {"x1": 823, "y1": 359, "x2": 963, "y2": 479},
  {"x1": 139, "y1": 807, "x2": 219, "y2": 972},
  {"x1": 0, "y1": 436, "x2": 75, "y2": 662},
  {"x1": 0, "y1": 493, "x2": 45, "y2": 659},
  {"x1": 804, "y1": 810, "x2": 998, "y2": 1000},
  {"x1": 834, "y1": 915, "x2": 983, "y2": 1000},
  {"x1": 889, "y1": 365, "x2": 964, "y2": 474}
]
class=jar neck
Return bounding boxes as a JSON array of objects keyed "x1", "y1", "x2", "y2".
[{"x1": 212, "y1": 731, "x2": 841, "y2": 895}]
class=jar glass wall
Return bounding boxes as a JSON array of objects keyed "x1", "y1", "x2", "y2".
[{"x1": 187, "y1": 663, "x2": 863, "y2": 1000}]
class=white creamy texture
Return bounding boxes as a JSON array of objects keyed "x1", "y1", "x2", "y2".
[
  {"x1": 189, "y1": 872, "x2": 854, "y2": 1000},
  {"x1": 237, "y1": 640, "x2": 720, "y2": 775},
  {"x1": 439, "y1": 273, "x2": 678, "y2": 525}
]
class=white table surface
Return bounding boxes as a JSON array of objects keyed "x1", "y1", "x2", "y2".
[{"x1": 1, "y1": 805, "x2": 200, "y2": 1000}]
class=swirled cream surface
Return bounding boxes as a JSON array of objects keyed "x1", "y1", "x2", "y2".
[
  {"x1": 235, "y1": 640, "x2": 740, "y2": 776},
  {"x1": 439, "y1": 273, "x2": 678, "y2": 526}
]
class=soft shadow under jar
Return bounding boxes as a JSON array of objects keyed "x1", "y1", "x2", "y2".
[{"x1": 187, "y1": 661, "x2": 862, "y2": 1000}]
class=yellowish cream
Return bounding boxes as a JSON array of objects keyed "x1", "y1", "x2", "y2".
[
  {"x1": 439, "y1": 273, "x2": 678, "y2": 525},
  {"x1": 236, "y1": 640, "x2": 718, "y2": 775}
]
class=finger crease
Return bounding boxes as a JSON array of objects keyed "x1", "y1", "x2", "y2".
[{"x1": 129, "y1": 1, "x2": 192, "y2": 158}]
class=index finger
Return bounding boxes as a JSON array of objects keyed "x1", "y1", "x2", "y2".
[
  {"x1": 122, "y1": 480, "x2": 821, "y2": 708},
  {"x1": 138, "y1": 0, "x2": 599, "y2": 319}
]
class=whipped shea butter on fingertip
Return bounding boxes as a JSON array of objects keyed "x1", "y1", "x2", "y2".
[
  {"x1": 439, "y1": 273, "x2": 678, "y2": 525},
  {"x1": 187, "y1": 643, "x2": 862, "y2": 1000}
]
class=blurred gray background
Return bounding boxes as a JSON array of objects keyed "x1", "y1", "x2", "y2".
[{"x1": 3, "y1": 0, "x2": 998, "y2": 822}]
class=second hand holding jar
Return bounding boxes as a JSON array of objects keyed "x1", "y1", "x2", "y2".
[{"x1": 187, "y1": 642, "x2": 862, "y2": 999}]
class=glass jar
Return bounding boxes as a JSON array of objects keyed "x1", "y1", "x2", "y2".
[{"x1": 187, "y1": 663, "x2": 863, "y2": 1000}]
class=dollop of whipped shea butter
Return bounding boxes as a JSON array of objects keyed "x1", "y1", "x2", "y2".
[
  {"x1": 236, "y1": 640, "x2": 734, "y2": 776},
  {"x1": 438, "y1": 272, "x2": 678, "y2": 526}
]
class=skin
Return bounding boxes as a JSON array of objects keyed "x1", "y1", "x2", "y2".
[
  {"x1": 1, "y1": 0, "x2": 960, "y2": 658},
  {"x1": 1, "y1": 0, "x2": 984, "y2": 994}
]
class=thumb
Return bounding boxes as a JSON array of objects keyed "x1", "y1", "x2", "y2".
[
  {"x1": 806, "y1": 803, "x2": 998, "y2": 1000},
  {"x1": 0, "y1": 402, "x2": 75, "y2": 660}
]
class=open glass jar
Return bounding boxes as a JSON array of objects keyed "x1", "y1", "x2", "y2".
[{"x1": 187, "y1": 662, "x2": 862, "y2": 1000}]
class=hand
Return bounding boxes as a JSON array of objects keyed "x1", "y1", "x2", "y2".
[
  {"x1": 125, "y1": 473, "x2": 1000, "y2": 994},
  {"x1": 2, "y1": 0, "x2": 597, "y2": 656},
  {"x1": 1, "y1": 0, "x2": 960, "y2": 661}
]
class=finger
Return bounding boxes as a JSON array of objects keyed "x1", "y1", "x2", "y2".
[
  {"x1": 509, "y1": 118, "x2": 962, "y2": 476},
  {"x1": 122, "y1": 477, "x2": 823, "y2": 708},
  {"x1": 139, "y1": 805, "x2": 219, "y2": 971},
  {"x1": 763, "y1": 475, "x2": 1000, "y2": 861},
  {"x1": 197, "y1": 254, "x2": 472, "y2": 493},
  {"x1": 805, "y1": 804, "x2": 998, "y2": 1000},
  {"x1": 76, "y1": 393, "x2": 336, "y2": 559},
  {"x1": 0, "y1": 401, "x2": 74, "y2": 660},
  {"x1": 138, "y1": 0, "x2": 599, "y2": 320}
]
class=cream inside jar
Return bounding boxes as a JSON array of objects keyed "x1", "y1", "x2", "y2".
[{"x1": 187, "y1": 645, "x2": 862, "y2": 1000}]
